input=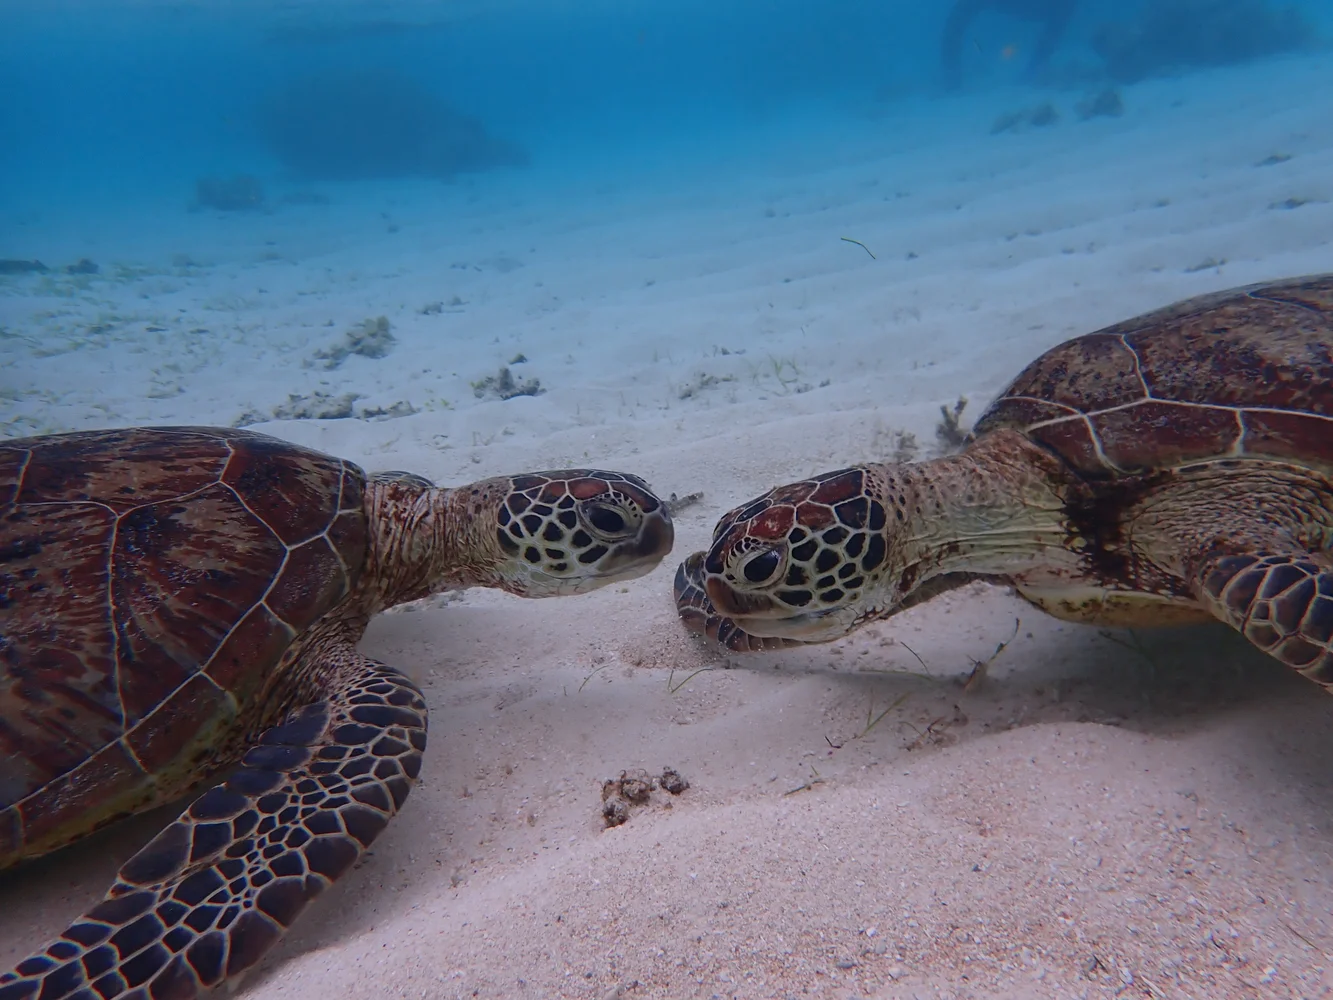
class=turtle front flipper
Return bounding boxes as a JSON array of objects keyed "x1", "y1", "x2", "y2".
[
  {"x1": 0, "y1": 655, "x2": 427, "y2": 1000},
  {"x1": 674, "y1": 552, "x2": 802, "y2": 652},
  {"x1": 1195, "y1": 550, "x2": 1333, "y2": 687}
]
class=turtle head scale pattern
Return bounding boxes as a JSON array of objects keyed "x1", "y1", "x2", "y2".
[
  {"x1": 362, "y1": 468, "x2": 674, "y2": 606},
  {"x1": 675, "y1": 466, "x2": 899, "y2": 647},
  {"x1": 468, "y1": 469, "x2": 674, "y2": 599}
]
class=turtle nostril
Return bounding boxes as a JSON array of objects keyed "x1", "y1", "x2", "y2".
[{"x1": 742, "y1": 548, "x2": 782, "y2": 584}]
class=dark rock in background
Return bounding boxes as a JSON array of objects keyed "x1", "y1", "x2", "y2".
[
  {"x1": 1092, "y1": 0, "x2": 1314, "y2": 84},
  {"x1": 0, "y1": 260, "x2": 49, "y2": 275},
  {"x1": 1075, "y1": 88, "x2": 1125, "y2": 121},
  {"x1": 255, "y1": 70, "x2": 528, "y2": 182}
]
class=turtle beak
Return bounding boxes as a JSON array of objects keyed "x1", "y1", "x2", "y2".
[
  {"x1": 704, "y1": 576, "x2": 855, "y2": 643},
  {"x1": 731, "y1": 609, "x2": 851, "y2": 642},
  {"x1": 705, "y1": 576, "x2": 775, "y2": 617},
  {"x1": 596, "y1": 507, "x2": 675, "y2": 581}
]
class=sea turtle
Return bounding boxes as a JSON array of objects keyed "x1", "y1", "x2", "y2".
[
  {"x1": 0, "y1": 425, "x2": 673, "y2": 999},
  {"x1": 675, "y1": 274, "x2": 1333, "y2": 688}
]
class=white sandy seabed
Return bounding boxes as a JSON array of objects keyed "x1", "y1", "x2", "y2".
[{"x1": 3, "y1": 52, "x2": 1333, "y2": 1000}]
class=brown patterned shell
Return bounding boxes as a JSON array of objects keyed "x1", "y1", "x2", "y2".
[
  {"x1": 0, "y1": 426, "x2": 367, "y2": 855},
  {"x1": 972, "y1": 274, "x2": 1333, "y2": 476}
]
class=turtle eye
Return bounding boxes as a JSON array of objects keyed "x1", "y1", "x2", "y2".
[
  {"x1": 741, "y1": 548, "x2": 782, "y2": 585},
  {"x1": 585, "y1": 503, "x2": 630, "y2": 536}
]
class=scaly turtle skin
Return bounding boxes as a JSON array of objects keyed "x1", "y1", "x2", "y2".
[
  {"x1": 676, "y1": 274, "x2": 1333, "y2": 686},
  {"x1": 0, "y1": 425, "x2": 673, "y2": 999}
]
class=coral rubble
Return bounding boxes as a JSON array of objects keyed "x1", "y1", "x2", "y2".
[{"x1": 310, "y1": 316, "x2": 396, "y2": 370}]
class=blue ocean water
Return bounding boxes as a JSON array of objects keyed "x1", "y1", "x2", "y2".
[
  {"x1": 5, "y1": 5, "x2": 1333, "y2": 995},
  {"x1": 1, "y1": 0, "x2": 1331, "y2": 435},
  {"x1": 2, "y1": 1, "x2": 1325, "y2": 230}
]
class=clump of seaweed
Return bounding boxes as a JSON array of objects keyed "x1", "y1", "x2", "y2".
[
  {"x1": 309, "y1": 316, "x2": 395, "y2": 370},
  {"x1": 234, "y1": 391, "x2": 418, "y2": 426},
  {"x1": 990, "y1": 103, "x2": 1060, "y2": 135},
  {"x1": 936, "y1": 397, "x2": 970, "y2": 451},
  {"x1": 892, "y1": 430, "x2": 920, "y2": 464},
  {"x1": 1027, "y1": 103, "x2": 1059, "y2": 127},
  {"x1": 419, "y1": 296, "x2": 467, "y2": 315},
  {"x1": 192, "y1": 175, "x2": 266, "y2": 212},
  {"x1": 1092, "y1": 0, "x2": 1313, "y2": 84},
  {"x1": 678, "y1": 371, "x2": 737, "y2": 400},
  {"x1": 235, "y1": 391, "x2": 360, "y2": 426},
  {"x1": 1075, "y1": 88, "x2": 1125, "y2": 121},
  {"x1": 359, "y1": 400, "x2": 418, "y2": 419},
  {"x1": 472, "y1": 366, "x2": 543, "y2": 401},
  {"x1": 1269, "y1": 197, "x2": 1318, "y2": 211}
]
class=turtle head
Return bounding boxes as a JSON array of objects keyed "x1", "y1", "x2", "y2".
[
  {"x1": 487, "y1": 470, "x2": 674, "y2": 598},
  {"x1": 689, "y1": 468, "x2": 897, "y2": 644}
]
